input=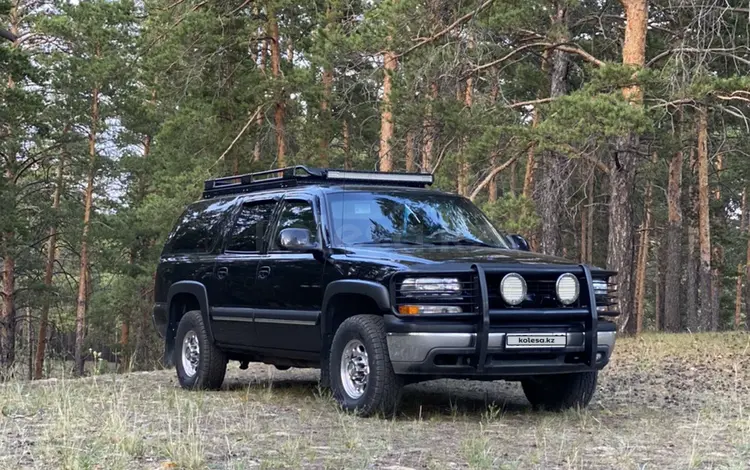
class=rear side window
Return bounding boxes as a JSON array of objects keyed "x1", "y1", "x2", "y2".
[
  {"x1": 164, "y1": 199, "x2": 234, "y2": 254},
  {"x1": 226, "y1": 201, "x2": 277, "y2": 252}
]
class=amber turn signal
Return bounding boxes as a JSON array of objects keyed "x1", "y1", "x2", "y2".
[{"x1": 398, "y1": 305, "x2": 421, "y2": 315}]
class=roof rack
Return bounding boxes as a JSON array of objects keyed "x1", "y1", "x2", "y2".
[{"x1": 202, "y1": 166, "x2": 434, "y2": 198}]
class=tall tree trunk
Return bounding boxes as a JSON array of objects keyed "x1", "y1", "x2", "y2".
[
  {"x1": 1, "y1": 4, "x2": 20, "y2": 373},
  {"x1": 522, "y1": 107, "x2": 540, "y2": 199},
  {"x1": 74, "y1": 85, "x2": 99, "y2": 376},
  {"x1": 735, "y1": 190, "x2": 746, "y2": 329},
  {"x1": 34, "y1": 137, "x2": 67, "y2": 379},
  {"x1": 379, "y1": 48, "x2": 397, "y2": 171},
  {"x1": 0, "y1": 241, "x2": 15, "y2": 371},
  {"x1": 539, "y1": 5, "x2": 568, "y2": 256},
  {"x1": 253, "y1": 39, "x2": 267, "y2": 163},
  {"x1": 522, "y1": 49, "x2": 549, "y2": 201},
  {"x1": 634, "y1": 155, "x2": 655, "y2": 334},
  {"x1": 586, "y1": 174, "x2": 594, "y2": 263},
  {"x1": 696, "y1": 106, "x2": 712, "y2": 331},
  {"x1": 458, "y1": 77, "x2": 473, "y2": 196},
  {"x1": 685, "y1": 149, "x2": 699, "y2": 330},
  {"x1": 269, "y1": 12, "x2": 285, "y2": 166},
  {"x1": 745, "y1": 204, "x2": 750, "y2": 329},
  {"x1": 611, "y1": 0, "x2": 647, "y2": 334},
  {"x1": 663, "y1": 128, "x2": 684, "y2": 332},
  {"x1": 710, "y1": 153, "x2": 723, "y2": 330},
  {"x1": 488, "y1": 81, "x2": 500, "y2": 202},
  {"x1": 405, "y1": 130, "x2": 415, "y2": 172},
  {"x1": 654, "y1": 243, "x2": 663, "y2": 331},
  {"x1": 578, "y1": 165, "x2": 591, "y2": 263},
  {"x1": 343, "y1": 119, "x2": 351, "y2": 170},
  {"x1": 488, "y1": 154, "x2": 499, "y2": 202},
  {"x1": 620, "y1": 0, "x2": 648, "y2": 102},
  {"x1": 421, "y1": 82, "x2": 438, "y2": 172},
  {"x1": 320, "y1": 65, "x2": 333, "y2": 165}
]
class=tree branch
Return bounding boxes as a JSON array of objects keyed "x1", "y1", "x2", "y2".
[
  {"x1": 579, "y1": 153, "x2": 610, "y2": 175},
  {"x1": 646, "y1": 47, "x2": 750, "y2": 67},
  {"x1": 469, "y1": 155, "x2": 519, "y2": 201},
  {"x1": 430, "y1": 137, "x2": 457, "y2": 175},
  {"x1": 0, "y1": 28, "x2": 17, "y2": 43},
  {"x1": 505, "y1": 97, "x2": 555, "y2": 109},
  {"x1": 227, "y1": 0, "x2": 253, "y2": 16},
  {"x1": 211, "y1": 107, "x2": 263, "y2": 169},
  {"x1": 552, "y1": 44, "x2": 605, "y2": 67},
  {"x1": 469, "y1": 41, "x2": 604, "y2": 78},
  {"x1": 470, "y1": 42, "x2": 550, "y2": 75},
  {"x1": 396, "y1": 0, "x2": 495, "y2": 59},
  {"x1": 715, "y1": 92, "x2": 750, "y2": 104}
]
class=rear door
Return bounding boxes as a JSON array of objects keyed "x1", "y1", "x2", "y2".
[
  {"x1": 162, "y1": 197, "x2": 235, "y2": 306},
  {"x1": 252, "y1": 196, "x2": 325, "y2": 351},
  {"x1": 209, "y1": 198, "x2": 279, "y2": 347}
]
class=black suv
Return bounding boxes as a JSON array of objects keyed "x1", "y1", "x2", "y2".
[{"x1": 153, "y1": 167, "x2": 617, "y2": 416}]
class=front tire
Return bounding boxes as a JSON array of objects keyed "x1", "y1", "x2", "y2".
[
  {"x1": 174, "y1": 310, "x2": 227, "y2": 390},
  {"x1": 521, "y1": 371, "x2": 598, "y2": 410},
  {"x1": 329, "y1": 315, "x2": 402, "y2": 417}
]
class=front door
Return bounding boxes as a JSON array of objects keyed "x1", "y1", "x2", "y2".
[
  {"x1": 253, "y1": 198, "x2": 325, "y2": 351},
  {"x1": 210, "y1": 199, "x2": 278, "y2": 347}
]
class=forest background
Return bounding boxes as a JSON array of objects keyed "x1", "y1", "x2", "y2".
[{"x1": 1, "y1": 0, "x2": 749, "y2": 378}]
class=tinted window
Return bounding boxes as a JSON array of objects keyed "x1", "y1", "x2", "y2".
[
  {"x1": 227, "y1": 201, "x2": 277, "y2": 252},
  {"x1": 165, "y1": 199, "x2": 234, "y2": 254},
  {"x1": 272, "y1": 200, "x2": 318, "y2": 249}
]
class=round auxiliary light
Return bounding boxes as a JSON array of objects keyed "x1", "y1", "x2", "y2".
[
  {"x1": 500, "y1": 273, "x2": 527, "y2": 306},
  {"x1": 556, "y1": 273, "x2": 580, "y2": 305}
]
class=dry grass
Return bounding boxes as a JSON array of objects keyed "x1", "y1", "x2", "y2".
[{"x1": 1, "y1": 332, "x2": 748, "y2": 469}]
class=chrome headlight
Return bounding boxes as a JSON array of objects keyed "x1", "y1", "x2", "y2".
[
  {"x1": 556, "y1": 273, "x2": 580, "y2": 305},
  {"x1": 500, "y1": 273, "x2": 527, "y2": 306},
  {"x1": 592, "y1": 279, "x2": 608, "y2": 296},
  {"x1": 400, "y1": 277, "x2": 461, "y2": 296}
]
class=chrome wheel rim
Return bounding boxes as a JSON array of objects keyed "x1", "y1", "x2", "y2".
[
  {"x1": 181, "y1": 330, "x2": 200, "y2": 377},
  {"x1": 340, "y1": 339, "x2": 369, "y2": 399}
]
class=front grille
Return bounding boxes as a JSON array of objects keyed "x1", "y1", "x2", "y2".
[{"x1": 486, "y1": 273, "x2": 589, "y2": 309}]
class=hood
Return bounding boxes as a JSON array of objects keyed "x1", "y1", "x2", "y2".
[{"x1": 342, "y1": 245, "x2": 580, "y2": 268}]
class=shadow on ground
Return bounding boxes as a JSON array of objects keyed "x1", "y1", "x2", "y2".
[{"x1": 222, "y1": 371, "x2": 532, "y2": 418}]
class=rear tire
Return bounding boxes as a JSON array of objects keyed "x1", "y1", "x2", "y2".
[
  {"x1": 521, "y1": 371, "x2": 598, "y2": 410},
  {"x1": 329, "y1": 315, "x2": 402, "y2": 417},
  {"x1": 174, "y1": 310, "x2": 227, "y2": 390}
]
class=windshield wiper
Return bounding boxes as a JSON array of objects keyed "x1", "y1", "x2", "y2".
[
  {"x1": 353, "y1": 239, "x2": 421, "y2": 246},
  {"x1": 426, "y1": 237, "x2": 496, "y2": 248}
]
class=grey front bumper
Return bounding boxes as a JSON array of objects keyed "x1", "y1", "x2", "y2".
[{"x1": 386, "y1": 331, "x2": 615, "y2": 375}]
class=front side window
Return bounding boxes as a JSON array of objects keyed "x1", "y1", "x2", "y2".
[
  {"x1": 328, "y1": 191, "x2": 509, "y2": 248},
  {"x1": 226, "y1": 201, "x2": 277, "y2": 252},
  {"x1": 272, "y1": 200, "x2": 319, "y2": 250}
]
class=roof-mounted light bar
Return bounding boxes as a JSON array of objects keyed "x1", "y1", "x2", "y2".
[
  {"x1": 325, "y1": 169, "x2": 433, "y2": 185},
  {"x1": 202, "y1": 166, "x2": 432, "y2": 198}
]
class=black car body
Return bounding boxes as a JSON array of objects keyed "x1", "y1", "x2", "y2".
[{"x1": 153, "y1": 167, "x2": 618, "y2": 415}]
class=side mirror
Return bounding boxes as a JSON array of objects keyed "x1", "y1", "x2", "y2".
[
  {"x1": 278, "y1": 228, "x2": 318, "y2": 252},
  {"x1": 508, "y1": 234, "x2": 530, "y2": 251}
]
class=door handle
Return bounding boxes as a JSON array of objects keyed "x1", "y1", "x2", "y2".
[
  {"x1": 216, "y1": 266, "x2": 229, "y2": 279},
  {"x1": 258, "y1": 265, "x2": 271, "y2": 280}
]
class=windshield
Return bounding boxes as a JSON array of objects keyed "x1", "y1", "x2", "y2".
[{"x1": 328, "y1": 190, "x2": 509, "y2": 248}]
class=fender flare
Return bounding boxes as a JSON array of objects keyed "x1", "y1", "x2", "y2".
[
  {"x1": 167, "y1": 280, "x2": 215, "y2": 346},
  {"x1": 320, "y1": 280, "x2": 390, "y2": 338}
]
